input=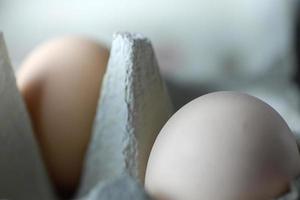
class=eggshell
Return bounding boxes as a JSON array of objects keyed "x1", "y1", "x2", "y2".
[
  {"x1": 145, "y1": 91, "x2": 300, "y2": 200},
  {"x1": 17, "y1": 36, "x2": 109, "y2": 196}
]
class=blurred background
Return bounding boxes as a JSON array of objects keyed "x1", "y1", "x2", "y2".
[{"x1": 1, "y1": 0, "x2": 300, "y2": 133}]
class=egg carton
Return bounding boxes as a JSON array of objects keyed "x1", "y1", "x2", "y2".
[
  {"x1": 0, "y1": 32, "x2": 171, "y2": 200},
  {"x1": 0, "y1": 31, "x2": 299, "y2": 200},
  {"x1": 79, "y1": 173, "x2": 152, "y2": 200}
]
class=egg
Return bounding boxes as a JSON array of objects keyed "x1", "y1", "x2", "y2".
[
  {"x1": 17, "y1": 36, "x2": 109, "y2": 196},
  {"x1": 145, "y1": 91, "x2": 300, "y2": 200}
]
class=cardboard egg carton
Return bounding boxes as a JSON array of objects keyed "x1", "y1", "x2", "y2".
[
  {"x1": 78, "y1": 32, "x2": 173, "y2": 197},
  {"x1": 0, "y1": 32, "x2": 55, "y2": 200},
  {"x1": 0, "y1": 31, "x2": 299, "y2": 200},
  {"x1": 79, "y1": 174, "x2": 152, "y2": 200},
  {"x1": 0, "y1": 32, "x2": 171, "y2": 200}
]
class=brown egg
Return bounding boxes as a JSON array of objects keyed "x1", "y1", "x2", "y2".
[{"x1": 17, "y1": 36, "x2": 109, "y2": 196}]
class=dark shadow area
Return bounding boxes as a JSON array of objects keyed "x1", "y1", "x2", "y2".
[
  {"x1": 294, "y1": 3, "x2": 300, "y2": 88},
  {"x1": 165, "y1": 78, "x2": 215, "y2": 111}
]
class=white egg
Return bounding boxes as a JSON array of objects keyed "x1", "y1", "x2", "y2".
[{"x1": 145, "y1": 91, "x2": 300, "y2": 200}]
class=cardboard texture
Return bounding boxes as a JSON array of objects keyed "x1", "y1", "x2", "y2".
[{"x1": 0, "y1": 33, "x2": 55, "y2": 200}]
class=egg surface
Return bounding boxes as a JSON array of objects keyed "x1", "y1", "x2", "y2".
[
  {"x1": 145, "y1": 91, "x2": 300, "y2": 200},
  {"x1": 17, "y1": 36, "x2": 109, "y2": 196}
]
